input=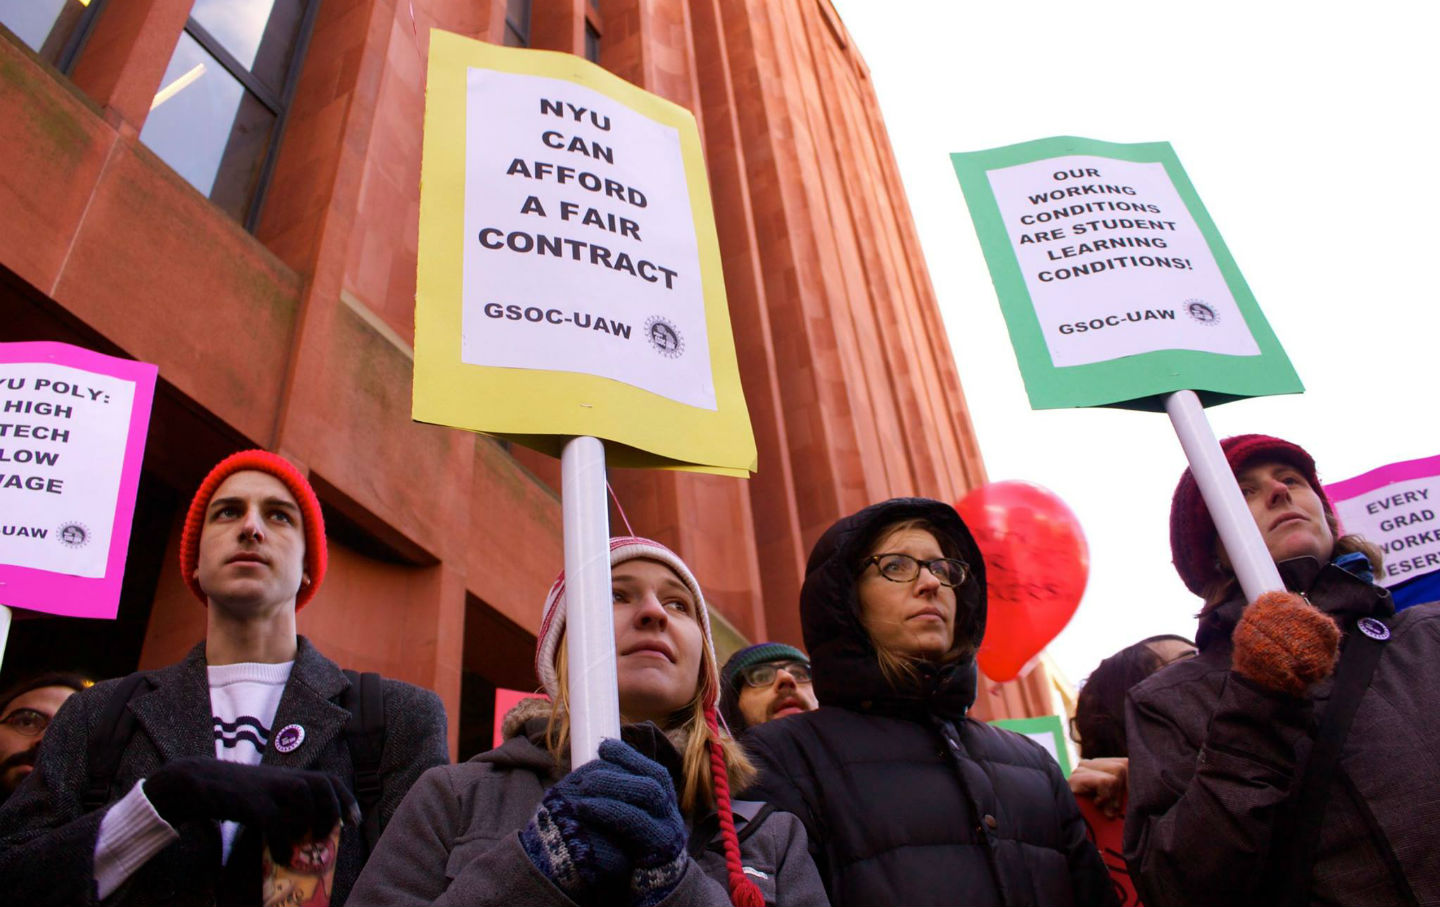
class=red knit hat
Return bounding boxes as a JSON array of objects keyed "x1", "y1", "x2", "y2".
[
  {"x1": 179, "y1": 450, "x2": 327, "y2": 610},
  {"x1": 1170, "y1": 434, "x2": 1332, "y2": 595}
]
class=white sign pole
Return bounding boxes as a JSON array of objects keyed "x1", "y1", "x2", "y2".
[
  {"x1": 561, "y1": 435, "x2": 620, "y2": 765},
  {"x1": 1166, "y1": 390, "x2": 1285, "y2": 601},
  {"x1": 0, "y1": 605, "x2": 10, "y2": 674}
]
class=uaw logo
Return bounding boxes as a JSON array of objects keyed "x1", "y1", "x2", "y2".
[
  {"x1": 1184, "y1": 299, "x2": 1220, "y2": 326},
  {"x1": 644, "y1": 316, "x2": 685, "y2": 359},
  {"x1": 57, "y1": 522, "x2": 90, "y2": 549},
  {"x1": 274, "y1": 724, "x2": 306, "y2": 753}
]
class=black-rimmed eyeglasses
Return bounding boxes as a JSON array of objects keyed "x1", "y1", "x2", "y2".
[
  {"x1": 862, "y1": 553, "x2": 969, "y2": 588},
  {"x1": 0, "y1": 708, "x2": 50, "y2": 737},
  {"x1": 739, "y1": 661, "x2": 812, "y2": 688}
]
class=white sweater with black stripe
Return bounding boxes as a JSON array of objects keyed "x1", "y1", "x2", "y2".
[{"x1": 92, "y1": 660, "x2": 292, "y2": 897}]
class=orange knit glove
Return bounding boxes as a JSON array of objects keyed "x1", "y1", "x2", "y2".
[{"x1": 1231, "y1": 591, "x2": 1340, "y2": 696}]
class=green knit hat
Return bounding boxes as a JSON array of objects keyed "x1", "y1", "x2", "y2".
[
  {"x1": 721, "y1": 642, "x2": 810, "y2": 690},
  {"x1": 719, "y1": 642, "x2": 811, "y2": 732}
]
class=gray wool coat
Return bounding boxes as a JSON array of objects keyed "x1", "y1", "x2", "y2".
[
  {"x1": 348, "y1": 703, "x2": 829, "y2": 907},
  {"x1": 1124, "y1": 558, "x2": 1440, "y2": 905},
  {"x1": 0, "y1": 637, "x2": 448, "y2": 906}
]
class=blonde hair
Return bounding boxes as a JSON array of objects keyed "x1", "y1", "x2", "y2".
[
  {"x1": 860, "y1": 518, "x2": 971, "y2": 690},
  {"x1": 544, "y1": 632, "x2": 755, "y2": 814},
  {"x1": 873, "y1": 644, "x2": 926, "y2": 689}
]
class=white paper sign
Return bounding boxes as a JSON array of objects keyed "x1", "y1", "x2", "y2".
[
  {"x1": 1331, "y1": 473, "x2": 1440, "y2": 587},
  {"x1": 0, "y1": 363, "x2": 137, "y2": 578},
  {"x1": 986, "y1": 155, "x2": 1262, "y2": 367},
  {"x1": 460, "y1": 69, "x2": 716, "y2": 410}
]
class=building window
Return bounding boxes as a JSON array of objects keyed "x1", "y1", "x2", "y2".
[
  {"x1": 139, "y1": 0, "x2": 318, "y2": 230},
  {"x1": 503, "y1": 0, "x2": 531, "y2": 48},
  {"x1": 0, "y1": 0, "x2": 108, "y2": 71},
  {"x1": 584, "y1": 22, "x2": 600, "y2": 63}
]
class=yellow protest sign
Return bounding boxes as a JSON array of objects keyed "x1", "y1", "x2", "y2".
[{"x1": 414, "y1": 31, "x2": 755, "y2": 475}]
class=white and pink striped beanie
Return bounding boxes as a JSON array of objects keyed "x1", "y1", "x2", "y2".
[{"x1": 534, "y1": 536, "x2": 719, "y2": 706}]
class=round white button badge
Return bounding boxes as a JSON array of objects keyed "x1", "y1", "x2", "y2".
[
  {"x1": 274, "y1": 724, "x2": 306, "y2": 753},
  {"x1": 1357, "y1": 617, "x2": 1390, "y2": 641}
]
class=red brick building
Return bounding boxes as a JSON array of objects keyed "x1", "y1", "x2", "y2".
[{"x1": 0, "y1": 0, "x2": 1053, "y2": 758}]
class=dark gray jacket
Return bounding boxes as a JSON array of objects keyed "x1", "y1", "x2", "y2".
[
  {"x1": 348, "y1": 707, "x2": 828, "y2": 906},
  {"x1": 1124, "y1": 558, "x2": 1440, "y2": 905},
  {"x1": 744, "y1": 498, "x2": 1115, "y2": 907},
  {"x1": 0, "y1": 637, "x2": 448, "y2": 906}
]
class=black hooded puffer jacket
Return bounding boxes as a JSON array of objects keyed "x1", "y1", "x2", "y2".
[{"x1": 743, "y1": 498, "x2": 1115, "y2": 907}]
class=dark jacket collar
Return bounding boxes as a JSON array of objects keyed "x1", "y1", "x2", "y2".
[
  {"x1": 1197, "y1": 557, "x2": 1395, "y2": 651},
  {"x1": 479, "y1": 712, "x2": 688, "y2": 798},
  {"x1": 129, "y1": 643, "x2": 213, "y2": 764},
  {"x1": 265, "y1": 637, "x2": 351, "y2": 769},
  {"x1": 129, "y1": 636, "x2": 350, "y2": 768},
  {"x1": 801, "y1": 498, "x2": 987, "y2": 720}
]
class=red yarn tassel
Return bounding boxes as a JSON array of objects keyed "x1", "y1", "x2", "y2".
[{"x1": 706, "y1": 708, "x2": 766, "y2": 907}]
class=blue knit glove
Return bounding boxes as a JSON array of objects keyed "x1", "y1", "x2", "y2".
[{"x1": 520, "y1": 739, "x2": 688, "y2": 906}]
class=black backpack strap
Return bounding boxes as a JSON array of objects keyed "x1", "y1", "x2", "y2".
[
  {"x1": 341, "y1": 670, "x2": 386, "y2": 855},
  {"x1": 733, "y1": 800, "x2": 777, "y2": 846},
  {"x1": 689, "y1": 800, "x2": 778, "y2": 857},
  {"x1": 1275, "y1": 616, "x2": 1398, "y2": 905},
  {"x1": 83, "y1": 672, "x2": 152, "y2": 812}
]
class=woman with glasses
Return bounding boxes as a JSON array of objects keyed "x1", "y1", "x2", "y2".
[{"x1": 744, "y1": 498, "x2": 1115, "y2": 907}]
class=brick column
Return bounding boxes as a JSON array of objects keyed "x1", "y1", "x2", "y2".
[{"x1": 69, "y1": 0, "x2": 191, "y2": 132}]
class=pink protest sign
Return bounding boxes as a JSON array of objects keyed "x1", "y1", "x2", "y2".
[
  {"x1": 1326, "y1": 453, "x2": 1440, "y2": 588},
  {"x1": 0, "y1": 342, "x2": 157, "y2": 619},
  {"x1": 1076, "y1": 795, "x2": 1141, "y2": 906},
  {"x1": 494, "y1": 687, "x2": 546, "y2": 748}
]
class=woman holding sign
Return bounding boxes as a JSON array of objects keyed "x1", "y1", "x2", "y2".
[
  {"x1": 350, "y1": 536, "x2": 825, "y2": 907},
  {"x1": 1125, "y1": 434, "x2": 1440, "y2": 905},
  {"x1": 743, "y1": 498, "x2": 1114, "y2": 907}
]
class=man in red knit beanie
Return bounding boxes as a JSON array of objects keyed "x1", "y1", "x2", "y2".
[
  {"x1": 1124, "y1": 434, "x2": 1440, "y2": 906},
  {"x1": 0, "y1": 450, "x2": 448, "y2": 906}
]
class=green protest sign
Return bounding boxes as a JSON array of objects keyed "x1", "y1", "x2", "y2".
[
  {"x1": 990, "y1": 715, "x2": 1071, "y2": 777},
  {"x1": 952, "y1": 136, "x2": 1301, "y2": 411}
]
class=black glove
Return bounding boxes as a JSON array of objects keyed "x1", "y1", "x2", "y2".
[{"x1": 145, "y1": 757, "x2": 359, "y2": 860}]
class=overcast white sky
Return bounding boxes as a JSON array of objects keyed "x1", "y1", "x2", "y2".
[{"x1": 830, "y1": 1, "x2": 1439, "y2": 686}]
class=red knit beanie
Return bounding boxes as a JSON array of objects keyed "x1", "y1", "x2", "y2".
[
  {"x1": 1170, "y1": 434, "x2": 1333, "y2": 595},
  {"x1": 179, "y1": 450, "x2": 327, "y2": 610}
]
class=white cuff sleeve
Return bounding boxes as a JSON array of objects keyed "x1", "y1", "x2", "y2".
[{"x1": 94, "y1": 779, "x2": 179, "y2": 900}]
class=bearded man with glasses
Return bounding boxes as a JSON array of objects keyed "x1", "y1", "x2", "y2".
[
  {"x1": 719, "y1": 643, "x2": 819, "y2": 735},
  {"x1": 0, "y1": 672, "x2": 91, "y2": 805}
]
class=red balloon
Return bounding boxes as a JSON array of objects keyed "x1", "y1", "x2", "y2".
[{"x1": 955, "y1": 481, "x2": 1088, "y2": 683}]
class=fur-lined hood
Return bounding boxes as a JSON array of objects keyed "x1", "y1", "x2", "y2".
[{"x1": 499, "y1": 695, "x2": 553, "y2": 742}]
